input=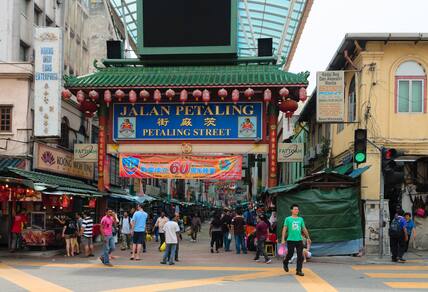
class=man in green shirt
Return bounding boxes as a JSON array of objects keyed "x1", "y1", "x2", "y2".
[{"x1": 281, "y1": 204, "x2": 311, "y2": 277}]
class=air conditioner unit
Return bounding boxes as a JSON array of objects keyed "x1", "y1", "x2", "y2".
[
  {"x1": 309, "y1": 147, "x2": 316, "y2": 160},
  {"x1": 316, "y1": 143, "x2": 323, "y2": 155}
]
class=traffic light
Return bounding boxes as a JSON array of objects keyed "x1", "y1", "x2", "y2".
[
  {"x1": 381, "y1": 147, "x2": 405, "y2": 188},
  {"x1": 354, "y1": 129, "x2": 367, "y2": 164}
]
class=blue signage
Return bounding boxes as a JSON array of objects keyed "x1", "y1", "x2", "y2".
[{"x1": 113, "y1": 102, "x2": 263, "y2": 141}]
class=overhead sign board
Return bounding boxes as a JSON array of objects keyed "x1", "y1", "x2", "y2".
[
  {"x1": 119, "y1": 154, "x2": 242, "y2": 180},
  {"x1": 113, "y1": 102, "x2": 263, "y2": 141},
  {"x1": 34, "y1": 143, "x2": 94, "y2": 180},
  {"x1": 316, "y1": 71, "x2": 345, "y2": 123},
  {"x1": 74, "y1": 144, "x2": 98, "y2": 163},
  {"x1": 278, "y1": 143, "x2": 304, "y2": 162},
  {"x1": 34, "y1": 27, "x2": 63, "y2": 137}
]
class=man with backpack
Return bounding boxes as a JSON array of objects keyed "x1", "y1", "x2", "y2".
[{"x1": 389, "y1": 207, "x2": 408, "y2": 263}]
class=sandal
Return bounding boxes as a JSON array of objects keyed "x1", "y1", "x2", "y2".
[{"x1": 130, "y1": 257, "x2": 134, "y2": 260}]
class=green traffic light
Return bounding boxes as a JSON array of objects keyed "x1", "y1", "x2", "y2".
[{"x1": 355, "y1": 152, "x2": 366, "y2": 163}]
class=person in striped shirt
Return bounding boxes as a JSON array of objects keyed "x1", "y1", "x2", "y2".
[{"x1": 81, "y1": 211, "x2": 94, "y2": 257}]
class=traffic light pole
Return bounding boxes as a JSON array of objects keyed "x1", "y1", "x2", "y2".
[{"x1": 367, "y1": 139, "x2": 384, "y2": 258}]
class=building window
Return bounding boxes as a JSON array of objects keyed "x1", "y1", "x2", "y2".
[
  {"x1": 59, "y1": 117, "x2": 70, "y2": 148},
  {"x1": 396, "y1": 61, "x2": 426, "y2": 113},
  {"x1": 348, "y1": 76, "x2": 356, "y2": 122},
  {"x1": 0, "y1": 106, "x2": 12, "y2": 132},
  {"x1": 19, "y1": 42, "x2": 29, "y2": 61}
]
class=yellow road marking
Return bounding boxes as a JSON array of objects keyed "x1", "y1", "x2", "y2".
[
  {"x1": 293, "y1": 268, "x2": 338, "y2": 292},
  {"x1": 0, "y1": 262, "x2": 71, "y2": 292},
  {"x1": 385, "y1": 282, "x2": 428, "y2": 289},
  {"x1": 353, "y1": 265, "x2": 428, "y2": 271},
  {"x1": 104, "y1": 270, "x2": 285, "y2": 292},
  {"x1": 366, "y1": 273, "x2": 428, "y2": 279},
  {"x1": 7, "y1": 261, "x2": 277, "y2": 272}
]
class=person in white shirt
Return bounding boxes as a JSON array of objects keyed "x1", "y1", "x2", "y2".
[
  {"x1": 160, "y1": 215, "x2": 180, "y2": 265},
  {"x1": 120, "y1": 211, "x2": 132, "y2": 250},
  {"x1": 154, "y1": 212, "x2": 169, "y2": 251}
]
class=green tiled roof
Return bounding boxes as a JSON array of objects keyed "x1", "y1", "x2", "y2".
[
  {"x1": 6, "y1": 167, "x2": 97, "y2": 192},
  {"x1": 64, "y1": 65, "x2": 309, "y2": 89}
]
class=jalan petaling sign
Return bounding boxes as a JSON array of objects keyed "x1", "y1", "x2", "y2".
[
  {"x1": 277, "y1": 143, "x2": 304, "y2": 163},
  {"x1": 113, "y1": 102, "x2": 263, "y2": 141}
]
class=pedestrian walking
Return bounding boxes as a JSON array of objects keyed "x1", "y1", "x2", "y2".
[
  {"x1": 160, "y1": 215, "x2": 180, "y2": 265},
  {"x1": 221, "y1": 209, "x2": 232, "y2": 252},
  {"x1": 231, "y1": 209, "x2": 247, "y2": 254},
  {"x1": 389, "y1": 207, "x2": 408, "y2": 263},
  {"x1": 170, "y1": 213, "x2": 183, "y2": 262},
  {"x1": 209, "y1": 214, "x2": 223, "y2": 253},
  {"x1": 99, "y1": 209, "x2": 115, "y2": 266},
  {"x1": 152, "y1": 213, "x2": 159, "y2": 242},
  {"x1": 190, "y1": 213, "x2": 201, "y2": 242},
  {"x1": 120, "y1": 211, "x2": 132, "y2": 250},
  {"x1": 404, "y1": 212, "x2": 416, "y2": 252},
  {"x1": 154, "y1": 212, "x2": 169, "y2": 250},
  {"x1": 80, "y1": 211, "x2": 94, "y2": 257},
  {"x1": 281, "y1": 204, "x2": 311, "y2": 277},
  {"x1": 254, "y1": 215, "x2": 271, "y2": 264},
  {"x1": 62, "y1": 218, "x2": 77, "y2": 257},
  {"x1": 130, "y1": 204, "x2": 148, "y2": 261},
  {"x1": 74, "y1": 213, "x2": 83, "y2": 255}
]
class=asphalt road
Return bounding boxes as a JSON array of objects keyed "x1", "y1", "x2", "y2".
[{"x1": 0, "y1": 226, "x2": 427, "y2": 292}]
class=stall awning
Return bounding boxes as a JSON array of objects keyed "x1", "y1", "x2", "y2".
[{"x1": 0, "y1": 158, "x2": 25, "y2": 171}]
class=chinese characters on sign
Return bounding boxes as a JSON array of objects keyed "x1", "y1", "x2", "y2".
[
  {"x1": 277, "y1": 143, "x2": 304, "y2": 162},
  {"x1": 119, "y1": 154, "x2": 243, "y2": 180},
  {"x1": 316, "y1": 71, "x2": 345, "y2": 123},
  {"x1": 113, "y1": 103, "x2": 263, "y2": 140},
  {"x1": 34, "y1": 27, "x2": 63, "y2": 137}
]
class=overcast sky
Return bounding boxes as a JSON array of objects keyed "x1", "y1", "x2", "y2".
[{"x1": 289, "y1": 0, "x2": 428, "y2": 92}]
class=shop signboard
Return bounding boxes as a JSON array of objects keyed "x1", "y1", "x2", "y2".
[
  {"x1": 113, "y1": 102, "x2": 263, "y2": 141},
  {"x1": 34, "y1": 143, "x2": 94, "y2": 180},
  {"x1": 316, "y1": 71, "x2": 345, "y2": 123},
  {"x1": 34, "y1": 27, "x2": 63, "y2": 137},
  {"x1": 277, "y1": 143, "x2": 304, "y2": 162},
  {"x1": 119, "y1": 154, "x2": 242, "y2": 180},
  {"x1": 74, "y1": 144, "x2": 98, "y2": 163}
]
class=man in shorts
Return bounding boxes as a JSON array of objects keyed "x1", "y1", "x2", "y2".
[
  {"x1": 130, "y1": 204, "x2": 148, "y2": 261},
  {"x1": 81, "y1": 211, "x2": 94, "y2": 257}
]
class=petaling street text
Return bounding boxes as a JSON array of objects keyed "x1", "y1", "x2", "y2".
[
  {"x1": 142, "y1": 128, "x2": 232, "y2": 137},
  {"x1": 119, "y1": 104, "x2": 255, "y2": 117}
]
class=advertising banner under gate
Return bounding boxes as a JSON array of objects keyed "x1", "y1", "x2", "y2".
[
  {"x1": 113, "y1": 102, "x2": 263, "y2": 141},
  {"x1": 119, "y1": 154, "x2": 242, "y2": 180}
]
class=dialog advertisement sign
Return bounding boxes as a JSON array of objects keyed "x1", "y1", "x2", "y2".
[
  {"x1": 316, "y1": 71, "x2": 345, "y2": 123},
  {"x1": 113, "y1": 102, "x2": 263, "y2": 141},
  {"x1": 277, "y1": 143, "x2": 304, "y2": 162},
  {"x1": 74, "y1": 144, "x2": 98, "y2": 162},
  {"x1": 119, "y1": 154, "x2": 242, "y2": 180}
]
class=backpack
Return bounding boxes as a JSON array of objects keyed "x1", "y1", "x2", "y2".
[{"x1": 389, "y1": 218, "x2": 403, "y2": 238}]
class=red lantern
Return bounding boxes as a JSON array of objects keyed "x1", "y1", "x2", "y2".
[
  {"x1": 193, "y1": 89, "x2": 202, "y2": 101},
  {"x1": 263, "y1": 89, "x2": 272, "y2": 104},
  {"x1": 104, "y1": 90, "x2": 112, "y2": 107},
  {"x1": 279, "y1": 87, "x2": 289, "y2": 99},
  {"x1": 232, "y1": 89, "x2": 239, "y2": 104},
  {"x1": 154, "y1": 89, "x2": 161, "y2": 103},
  {"x1": 129, "y1": 90, "x2": 137, "y2": 104},
  {"x1": 202, "y1": 89, "x2": 210, "y2": 104},
  {"x1": 279, "y1": 98, "x2": 298, "y2": 130},
  {"x1": 166, "y1": 89, "x2": 175, "y2": 101},
  {"x1": 244, "y1": 88, "x2": 254, "y2": 100},
  {"x1": 299, "y1": 87, "x2": 307, "y2": 102},
  {"x1": 115, "y1": 89, "x2": 125, "y2": 102},
  {"x1": 76, "y1": 90, "x2": 85, "y2": 103},
  {"x1": 88, "y1": 198, "x2": 96, "y2": 208},
  {"x1": 62, "y1": 195, "x2": 70, "y2": 208},
  {"x1": 140, "y1": 90, "x2": 150, "y2": 101},
  {"x1": 61, "y1": 89, "x2": 72, "y2": 100},
  {"x1": 180, "y1": 89, "x2": 188, "y2": 103},
  {"x1": 88, "y1": 90, "x2": 99, "y2": 102},
  {"x1": 218, "y1": 88, "x2": 227, "y2": 101},
  {"x1": 79, "y1": 100, "x2": 98, "y2": 118}
]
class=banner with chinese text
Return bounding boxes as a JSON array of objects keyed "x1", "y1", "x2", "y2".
[
  {"x1": 113, "y1": 102, "x2": 263, "y2": 141},
  {"x1": 119, "y1": 154, "x2": 242, "y2": 180}
]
